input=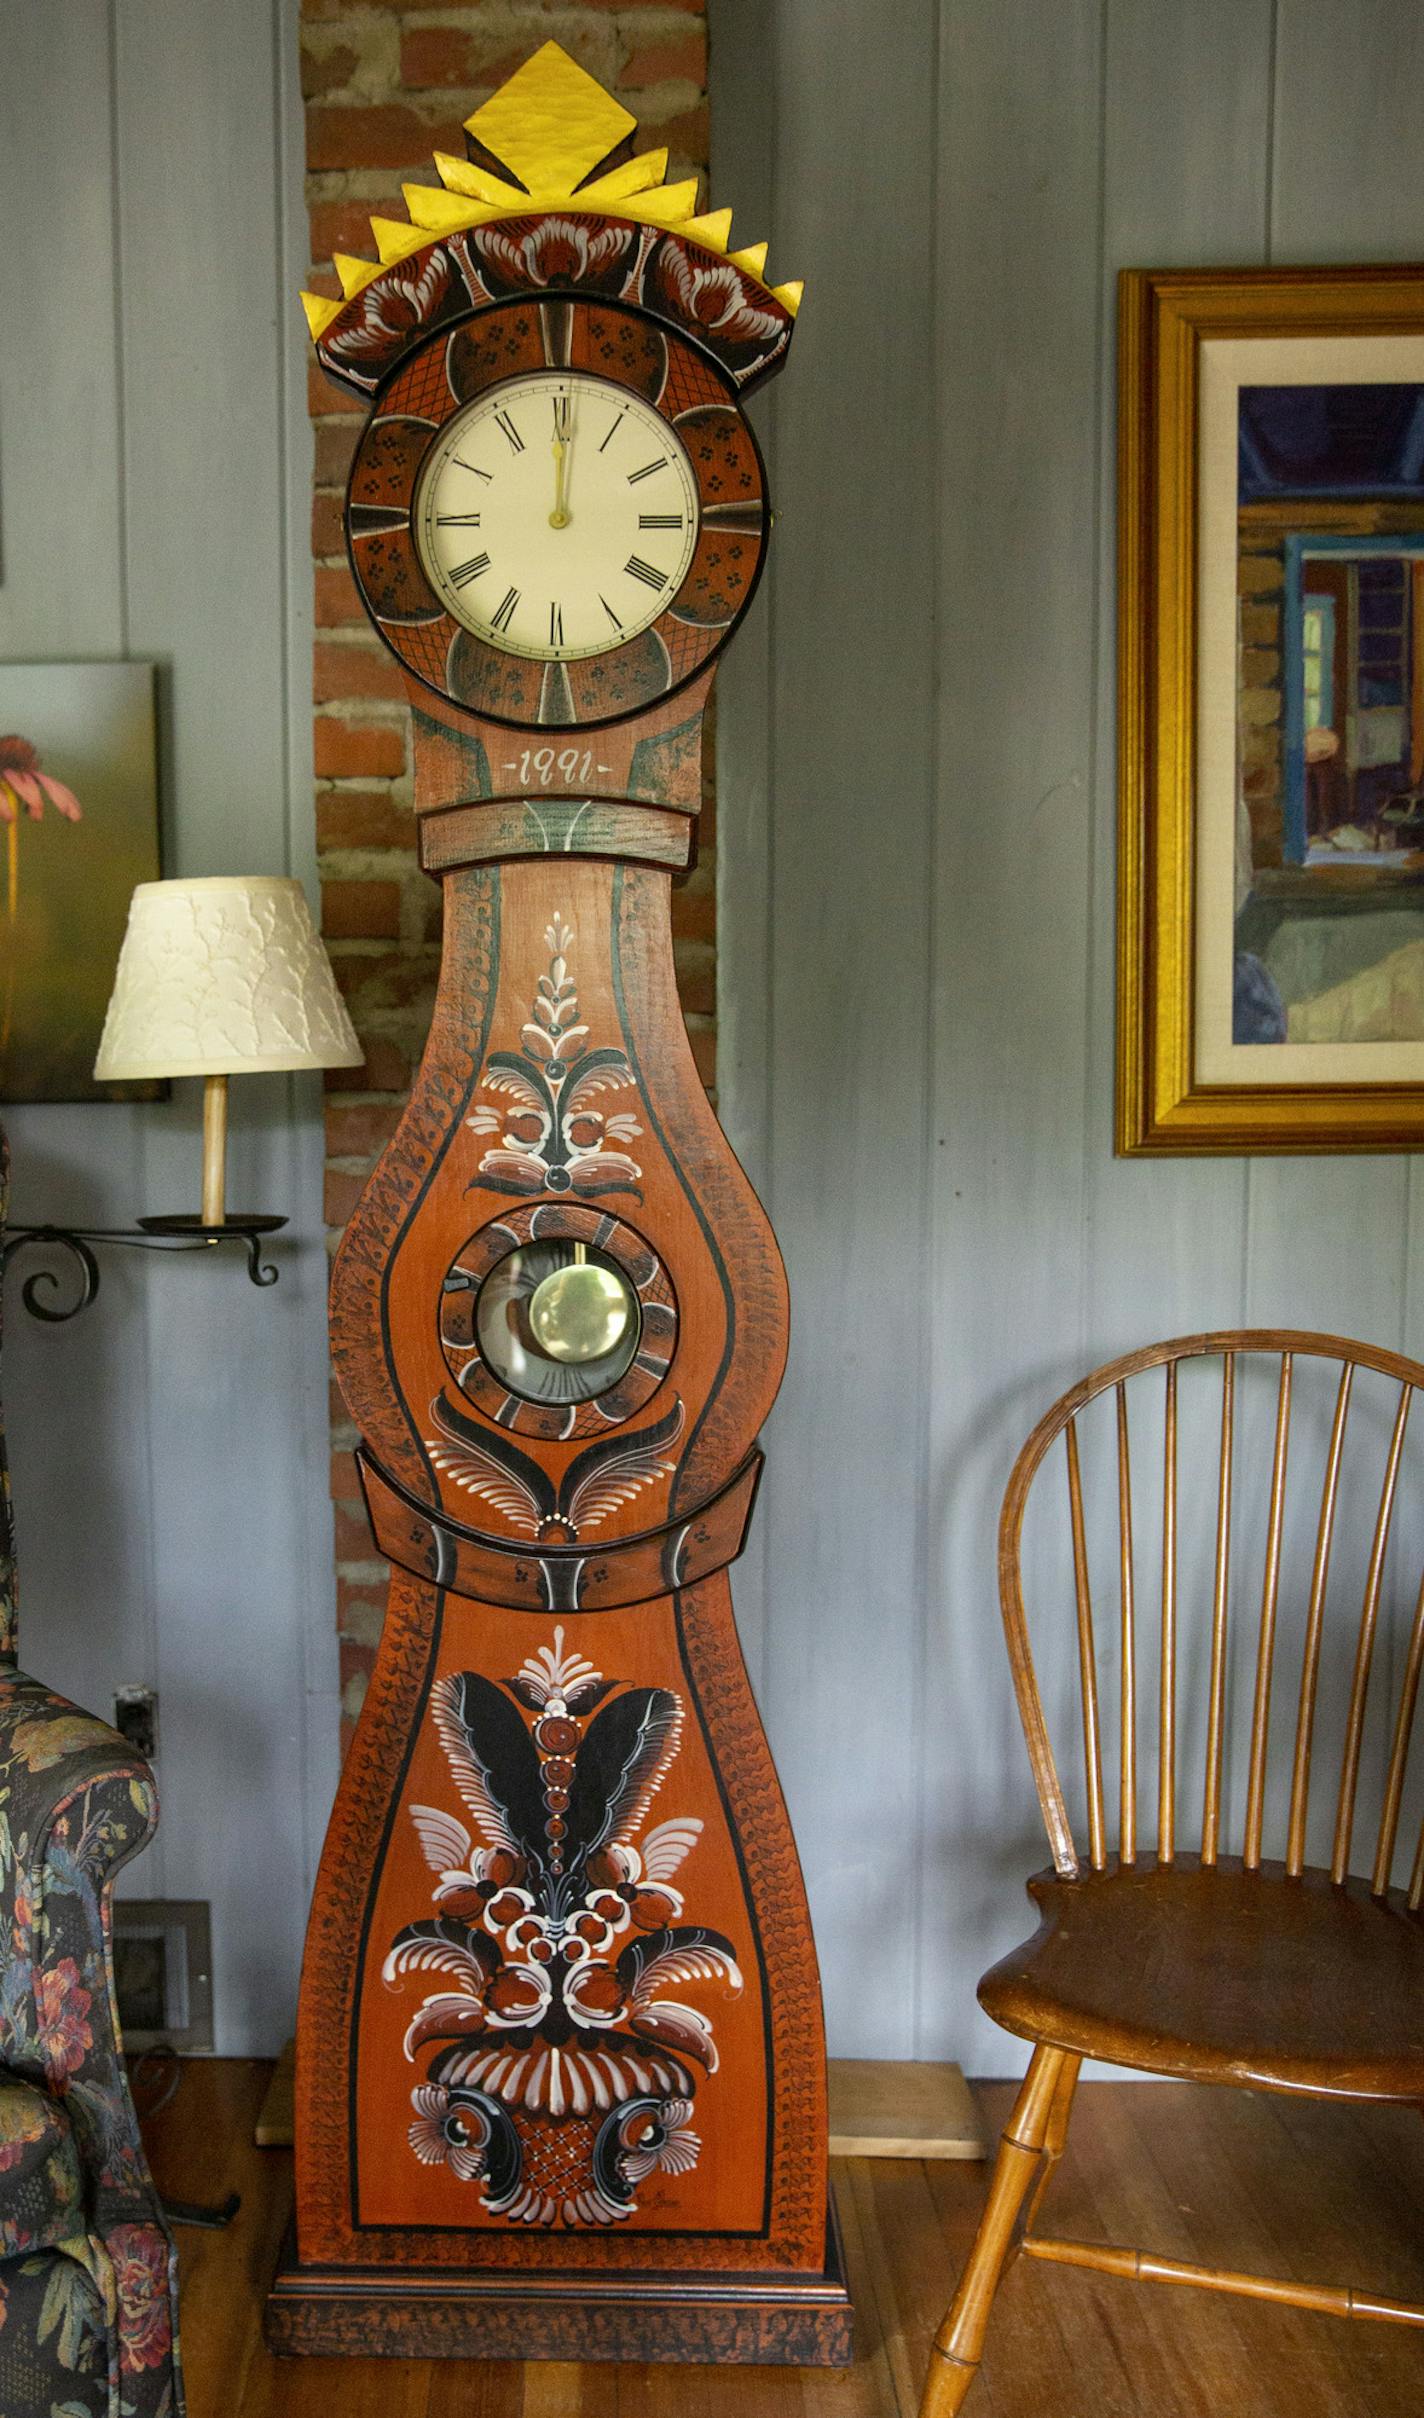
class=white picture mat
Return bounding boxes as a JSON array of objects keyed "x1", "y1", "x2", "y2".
[{"x1": 1195, "y1": 333, "x2": 1424, "y2": 1086}]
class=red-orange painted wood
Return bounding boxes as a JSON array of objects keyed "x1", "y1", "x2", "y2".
[{"x1": 271, "y1": 206, "x2": 847, "y2": 2361}]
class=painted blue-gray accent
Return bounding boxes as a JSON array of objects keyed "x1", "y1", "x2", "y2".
[
  {"x1": 0, "y1": 0, "x2": 335, "y2": 2057},
  {"x1": 716, "y1": 0, "x2": 1424, "y2": 2082}
]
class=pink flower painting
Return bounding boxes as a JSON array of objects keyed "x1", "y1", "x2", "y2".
[
  {"x1": 0, "y1": 732, "x2": 83, "y2": 1061},
  {"x1": 0, "y1": 735, "x2": 83, "y2": 826},
  {"x1": 0, "y1": 662, "x2": 160, "y2": 1103}
]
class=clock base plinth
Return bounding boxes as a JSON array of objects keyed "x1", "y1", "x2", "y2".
[{"x1": 263, "y1": 2203, "x2": 853, "y2": 2367}]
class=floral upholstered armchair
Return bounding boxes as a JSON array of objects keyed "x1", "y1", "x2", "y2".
[{"x1": 0, "y1": 1129, "x2": 183, "y2": 2418}]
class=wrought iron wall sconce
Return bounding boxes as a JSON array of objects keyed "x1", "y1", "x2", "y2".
[
  {"x1": 4, "y1": 874, "x2": 361, "y2": 1323},
  {"x1": 2, "y1": 1217, "x2": 287, "y2": 1323},
  {"x1": 92, "y1": 874, "x2": 361, "y2": 1226}
]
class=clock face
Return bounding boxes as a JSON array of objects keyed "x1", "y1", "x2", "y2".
[
  {"x1": 414, "y1": 373, "x2": 701, "y2": 663},
  {"x1": 346, "y1": 299, "x2": 770, "y2": 728}
]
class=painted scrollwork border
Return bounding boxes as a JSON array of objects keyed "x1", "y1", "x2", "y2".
[
  {"x1": 317, "y1": 219, "x2": 794, "y2": 400},
  {"x1": 328, "y1": 870, "x2": 501, "y2": 1503}
]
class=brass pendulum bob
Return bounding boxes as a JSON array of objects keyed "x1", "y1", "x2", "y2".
[{"x1": 528, "y1": 1241, "x2": 634, "y2": 1366}]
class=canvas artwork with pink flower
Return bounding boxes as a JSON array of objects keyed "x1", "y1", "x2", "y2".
[{"x1": 0, "y1": 662, "x2": 161, "y2": 1102}]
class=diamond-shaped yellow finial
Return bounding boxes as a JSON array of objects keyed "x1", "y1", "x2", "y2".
[
  {"x1": 466, "y1": 40, "x2": 634, "y2": 199},
  {"x1": 301, "y1": 39, "x2": 801, "y2": 358}
]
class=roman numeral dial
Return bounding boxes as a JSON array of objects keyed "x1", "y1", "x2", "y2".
[{"x1": 413, "y1": 370, "x2": 700, "y2": 662}]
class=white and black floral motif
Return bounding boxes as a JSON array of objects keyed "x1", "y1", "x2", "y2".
[
  {"x1": 648, "y1": 240, "x2": 786, "y2": 352},
  {"x1": 466, "y1": 916, "x2": 643, "y2": 1199},
  {"x1": 478, "y1": 215, "x2": 639, "y2": 298},
  {"x1": 386, "y1": 1627, "x2": 742, "y2": 2225},
  {"x1": 326, "y1": 249, "x2": 465, "y2": 384},
  {"x1": 423, "y1": 1391, "x2": 685, "y2": 1542},
  {"x1": 317, "y1": 218, "x2": 794, "y2": 393}
]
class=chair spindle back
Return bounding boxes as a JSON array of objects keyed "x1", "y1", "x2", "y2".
[{"x1": 1000, "y1": 1331, "x2": 1424, "y2": 1901}]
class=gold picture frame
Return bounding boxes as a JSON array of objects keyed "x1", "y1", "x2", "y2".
[{"x1": 1118, "y1": 263, "x2": 1424, "y2": 1154}]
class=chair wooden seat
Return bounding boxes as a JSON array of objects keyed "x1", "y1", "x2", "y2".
[
  {"x1": 982, "y1": 1858, "x2": 1424, "y2": 2100},
  {"x1": 919, "y1": 1331, "x2": 1424, "y2": 2416}
]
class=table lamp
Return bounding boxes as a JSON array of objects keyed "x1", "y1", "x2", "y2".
[{"x1": 94, "y1": 876, "x2": 362, "y2": 1233}]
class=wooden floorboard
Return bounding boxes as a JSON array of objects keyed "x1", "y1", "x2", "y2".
[{"x1": 138, "y1": 2064, "x2": 1424, "y2": 2416}]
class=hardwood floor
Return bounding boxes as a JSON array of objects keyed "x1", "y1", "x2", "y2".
[{"x1": 143, "y1": 2063, "x2": 1424, "y2": 2416}]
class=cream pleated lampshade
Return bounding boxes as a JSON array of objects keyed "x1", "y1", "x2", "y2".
[{"x1": 94, "y1": 876, "x2": 361, "y2": 1080}]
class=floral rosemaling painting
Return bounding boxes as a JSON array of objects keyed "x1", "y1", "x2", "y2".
[
  {"x1": 466, "y1": 915, "x2": 643, "y2": 1200},
  {"x1": 321, "y1": 216, "x2": 791, "y2": 396},
  {"x1": 385, "y1": 1627, "x2": 741, "y2": 2227}
]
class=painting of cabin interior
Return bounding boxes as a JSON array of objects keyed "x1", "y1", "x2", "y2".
[{"x1": 1235, "y1": 382, "x2": 1424, "y2": 1044}]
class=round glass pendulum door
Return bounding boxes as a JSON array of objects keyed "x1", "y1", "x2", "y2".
[{"x1": 476, "y1": 1238, "x2": 642, "y2": 1406}]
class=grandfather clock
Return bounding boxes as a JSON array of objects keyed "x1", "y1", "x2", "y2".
[{"x1": 266, "y1": 43, "x2": 851, "y2": 2364}]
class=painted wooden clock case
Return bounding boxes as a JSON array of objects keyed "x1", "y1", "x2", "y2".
[{"x1": 266, "y1": 45, "x2": 851, "y2": 2366}]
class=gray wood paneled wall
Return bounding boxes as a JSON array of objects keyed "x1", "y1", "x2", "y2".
[
  {"x1": 6, "y1": 0, "x2": 1424, "y2": 2074},
  {"x1": 0, "y1": 0, "x2": 334, "y2": 2054},
  {"x1": 714, "y1": 0, "x2": 1424, "y2": 2071}
]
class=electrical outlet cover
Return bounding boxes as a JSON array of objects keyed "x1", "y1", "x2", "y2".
[{"x1": 112, "y1": 1900, "x2": 213, "y2": 2052}]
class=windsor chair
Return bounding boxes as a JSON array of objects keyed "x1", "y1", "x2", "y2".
[{"x1": 919, "y1": 1330, "x2": 1424, "y2": 2417}]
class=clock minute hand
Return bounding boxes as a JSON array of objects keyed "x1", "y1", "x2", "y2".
[{"x1": 550, "y1": 393, "x2": 572, "y2": 530}]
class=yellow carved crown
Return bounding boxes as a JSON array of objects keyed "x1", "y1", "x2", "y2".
[{"x1": 301, "y1": 40, "x2": 801, "y2": 344}]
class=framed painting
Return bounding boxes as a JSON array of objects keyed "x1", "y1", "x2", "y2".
[
  {"x1": 0, "y1": 661, "x2": 162, "y2": 1104},
  {"x1": 1118, "y1": 263, "x2": 1424, "y2": 1153}
]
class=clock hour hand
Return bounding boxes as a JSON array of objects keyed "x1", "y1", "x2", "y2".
[{"x1": 550, "y1": 391, "x2": 572, "y2": 530}]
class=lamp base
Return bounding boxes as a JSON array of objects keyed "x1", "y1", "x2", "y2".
[
  {"x1": 137, "y1": 1214, "x2": 288, "y2": 1238},
  {"x1": 136, "y1": 1213, "x2": 288, "y2": 1288}
]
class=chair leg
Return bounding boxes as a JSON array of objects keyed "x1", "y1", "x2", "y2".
[
  {"x1": 1023, "y1": 2049, "x2": 1081, "y2": 2232},
  {"x1": 917, "y1": 2043, "x2": 1070, "y2": 2418}
]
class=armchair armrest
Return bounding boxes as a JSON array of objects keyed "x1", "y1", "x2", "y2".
[
  {"x1": 0, "y1": 1669, "x2": 163, "y2": 2218},
  {"x1": 0, "y1": 1672, "x2": 156, "y2": 1884}
]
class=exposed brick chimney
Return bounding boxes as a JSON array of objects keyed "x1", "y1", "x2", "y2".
[{"x1": 300, "y1": 1, "x2": 715, "y2": 1747}]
